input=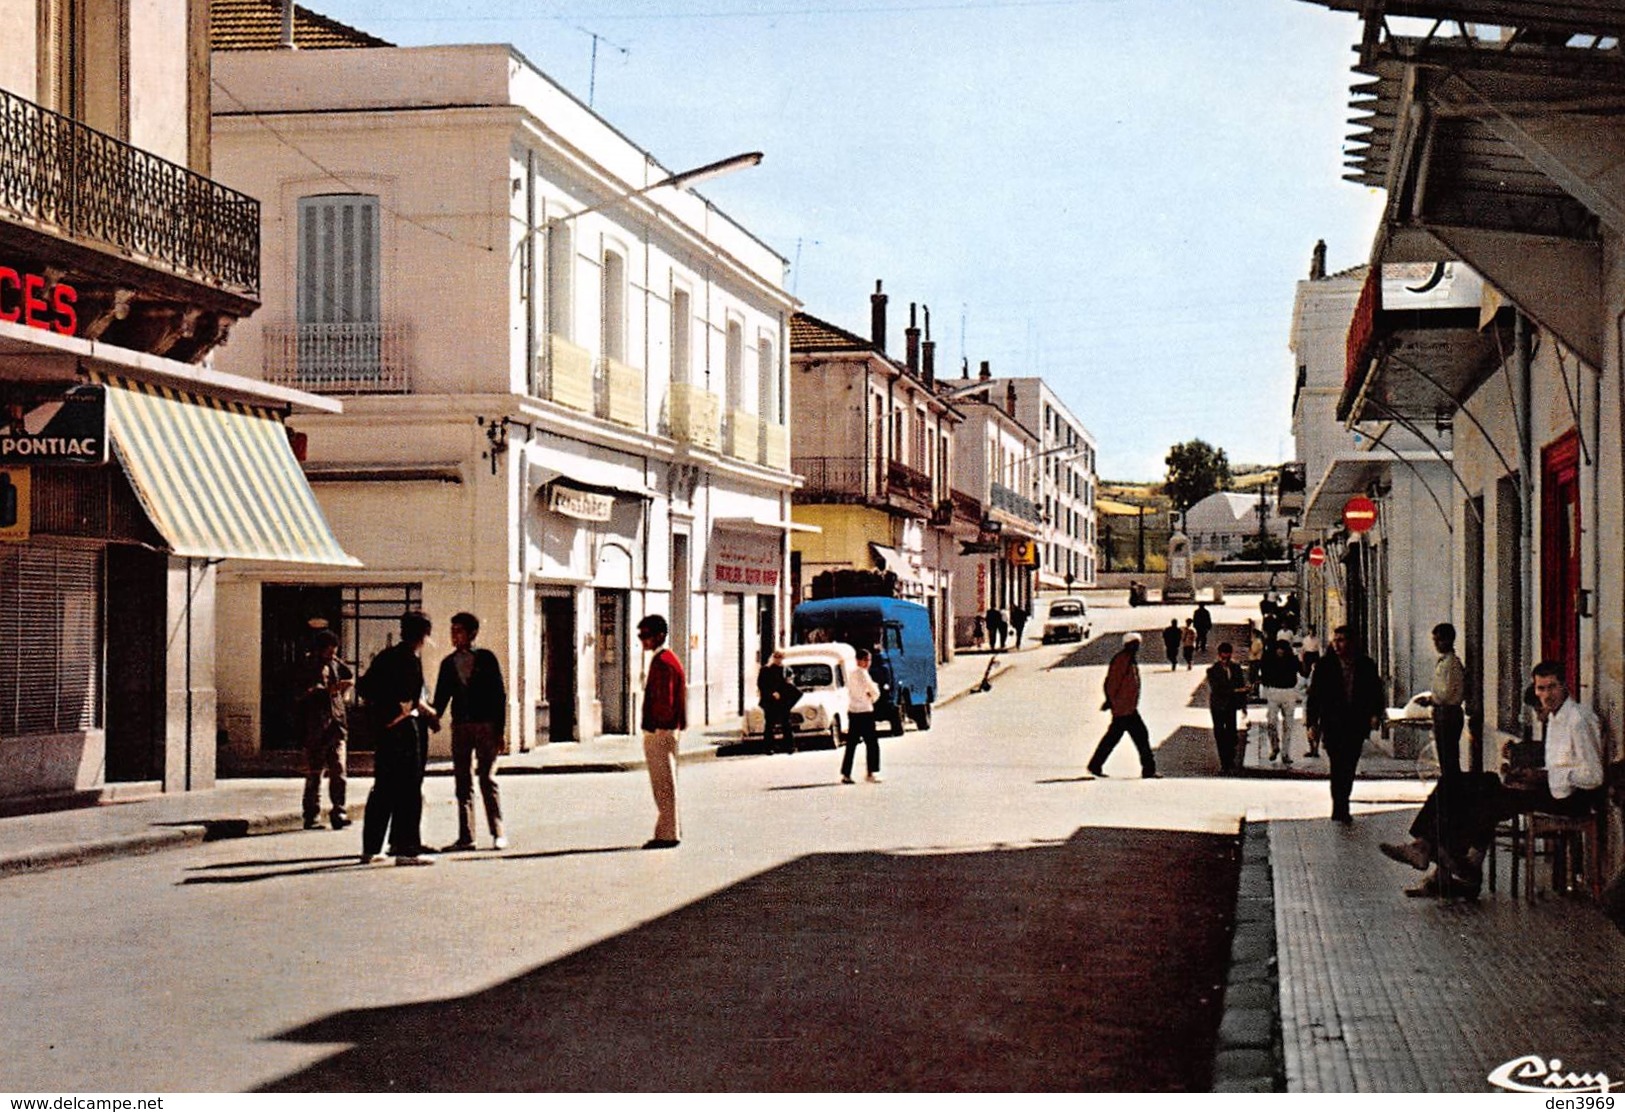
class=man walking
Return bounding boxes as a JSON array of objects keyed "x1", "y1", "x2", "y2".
[
  {"x1": 1205, "y1": 642, "x2": 1249, "y2": 774},
  {"x1": 1087, "y1": 632, "x2": 1159, "y2": 779},
  {"x1": 297, "y1": 629, "x2": 352, "y2": 831},
  {"x1": 1009, "y1": 603, "x2": 1029, "y2": 650},
  {"x1": 757, "y1": 650, "x2": 800, "y2": 755},
  {"x1": 1304, "y1": 625, "x2": 1385, "y2": 824},
  {"x1": 637, "y1": 614, "x2": 686, "y2": 849},
  {"x1": 1415, "y1": 622, "x2": 1466, "y2": 777},
  {"x1": 840, "y1": 647, "x2": 883, "y2": 784},
  {"x1": 1161, "y1": 618, "x2": 1181, "y2": 672},
  {"x1": 433, "y1": 612, "x2": 508, "y2": 852},
  {"x1": 985, "y1": 606, "x2": 1007, "y2": 652},
  {"x1": 1260, "y1": 636, "x2": 1303, "y2": 765},
  {"x1": 1192, "y1": 602, "x2": 1213, "y2": 652},
  {"x1": 358, "y1": 611, "x2": 439, "y2": 865}
]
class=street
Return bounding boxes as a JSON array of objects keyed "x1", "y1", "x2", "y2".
[{"x1": 2, "y1": 598, "x2": 1368, "y2": 1092}]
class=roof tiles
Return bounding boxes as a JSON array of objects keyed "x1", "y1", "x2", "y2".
[{"x1": 211, "y1": 0, "x2": 391, "y2": 51}]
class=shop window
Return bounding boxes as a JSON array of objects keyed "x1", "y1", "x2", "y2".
[{"x1": 0, "y1": 544, "x2": 102, "y2": 736}]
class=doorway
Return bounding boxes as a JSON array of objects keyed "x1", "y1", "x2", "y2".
[
  {"x1": 538, "y1": 589, "x2": 577, "y2": 743},
  {"x1": 1540, "y1": 430, "x2": 1581, "y2": 695},
  {"x1": 596, "y1": 589, "x2": 629, "y2": 734}
]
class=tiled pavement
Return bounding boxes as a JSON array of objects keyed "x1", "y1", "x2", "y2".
[{"x1": 1265, "y1": 800, "x2": 1625, "y2": 1093}]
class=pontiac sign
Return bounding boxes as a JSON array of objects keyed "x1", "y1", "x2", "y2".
[{"x1": 0, "y1": 385, "x2": 106, "y2": 465}]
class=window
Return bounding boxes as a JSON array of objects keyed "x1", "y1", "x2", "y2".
[
  {"x1": 671, "y1": 287, "x2": 691, "y2": 385},
  {"x1": 546, "y1": 222, "x2": 574, "y2": 341},
  {"x1": 602, "y1": 249, "x2": 626, "y2": 362},
  {"x1": 725, "y1": 319, "x2": 744, "y2": 409},
  {"x1": 0, "y1": 544, "x2": 101, "y2": 736},
  {"x1": 757, "y1": 335, "x2": 777, "y2": 421},
  {"x1": 297, "y1": 194, "x2": 381, "y2": 381},
  {"x1": 41, "y1": 0, "x2": 127, "y2": 138}
]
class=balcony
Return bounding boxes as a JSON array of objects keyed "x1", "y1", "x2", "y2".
[
  {"x1": 544, "y1": 334, "x2": 593, "y2": 413},
  {"x1": 990, "y1": 481, "x2": 1041, "y2": 524},
  {"x1": 264, "y1": 321, "x2": 410, "y2": 393},
  {"x1": 726, "y1": 409, "x2": 762, "y2": 463},
  {"x1": 0, "y1": 86, "x2": 258, "y2": 303},
  {"x1": 668, "y1": 382, "x2": 721, "y2": 450},
  {"x1": 886, "y1": 459, "x2": 933, "y2": 508},
  {"x1": 951, "y1": 487, "x2": 982, "y2": 523},
  {"x1": 601, "y1": 356, "x2": 645, "y2": 429}
]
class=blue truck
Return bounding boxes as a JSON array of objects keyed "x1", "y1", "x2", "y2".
[{"x1": 791, "y1": 597, "x2": 937, "y2": 735}]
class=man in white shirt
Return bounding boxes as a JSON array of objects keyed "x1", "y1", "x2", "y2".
[
  {"x1": 840, "y1": 647, "x2": 884, "y2": 784},
  {"x1": 1414, "y1": 622, "x2": 1467, "y2": 776},
  {"x1": 1381, "y1": 660, "x2": 1606, "y2": 897}
]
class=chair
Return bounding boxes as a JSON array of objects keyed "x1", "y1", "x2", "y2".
[
  {"x1": 1486, "y1": 811, "x2": 1524, "y2": 897},
  {"x1": 1523, "y1": 807, "x2": 1604, "y2": 902}
]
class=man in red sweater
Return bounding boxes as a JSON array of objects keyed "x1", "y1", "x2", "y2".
[{"x1": 637, "y1": 613, "x2": 687, "y2": 848}]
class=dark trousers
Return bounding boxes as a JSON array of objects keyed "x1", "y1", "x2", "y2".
[
  {"x1": 1432, "y1": 704, "x2": 1465, "y2": 777},
  {"x1": 452, "y1": 721, "x2": 503, "y2": 843},
  {"x1": 362, "y1": 721, "x2": 427, "y2": 857},
  {"x1": 1195, "y1": 629, "x2": 1209, "y2": 652},
  {"x1": 763, "y1": 708, "x2": 796, "y2": 753},
  {"x1": 841, "y1": 711, "x2": 880, "y2": 777},
  {"x1": 302, "y1": 727, "x2": 348, "y2": 823},
  {"x1": 1409, "y1": 774, "x2": 1603, "y2": 860},
  {"x1": 1325, "y1": 727, "x2": 1365, "y2": 819},
  {"x1": 1090, "y1": 713, "x2": 1155, "y2": 775},
  {"x1": 1210, "y1": 707, "x2": 1239, "y2": 773}
]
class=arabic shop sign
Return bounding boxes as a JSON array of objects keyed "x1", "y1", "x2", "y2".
[
  {"x1": 709, "y1": 527, "x2": 780, "y2": 591},
  {"x1": 0, "y1": 384, "x2": 106, "y2": 465}
]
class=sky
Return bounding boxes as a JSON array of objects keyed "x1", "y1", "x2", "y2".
[{"x1": 304, "y1": 0, "x2": 1386, "y2": 480}]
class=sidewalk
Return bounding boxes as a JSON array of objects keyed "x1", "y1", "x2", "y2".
[
  {"x1": 0, "y1": 646, "x2": 1012, "y2": 878},
  {"x1": 1227, "y1": 794, "x2": 1625, "y2": 1093}
]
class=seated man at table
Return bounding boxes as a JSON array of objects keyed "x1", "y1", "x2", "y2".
[{"x1": 1380, "y1": 660, "x2": 1607, "y2": 898}]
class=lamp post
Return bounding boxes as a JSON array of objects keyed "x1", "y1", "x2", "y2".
[{"x1": 547, "y1": 150, "x2": 764, "y2": 227}]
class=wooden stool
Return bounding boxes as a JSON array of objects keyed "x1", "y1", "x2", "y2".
[{"x1": 1523, "y1": 809, "x2": 1604, "y2": 902}]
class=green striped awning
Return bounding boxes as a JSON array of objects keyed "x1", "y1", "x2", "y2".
[{"x1": 100, "y1": 375, "x2": 360, "y2": 566}]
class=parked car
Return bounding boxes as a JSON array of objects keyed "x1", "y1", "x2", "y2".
[
  {"x1": 1041, "y1": 596, "x2": 1091, "y2": 643},
  {"x1": 740, "y1": 643, "x2": 855, "y2": 749},
  {"x1": 792, "y1": 596, "x2": 937, "y2": 735}
]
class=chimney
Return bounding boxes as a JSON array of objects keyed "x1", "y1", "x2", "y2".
[
  {"x1": 979, "y1": 360, "x2": 991, "y2": 381},
  {"x1": 1006, "y1": 381, "x2": 1017, "y2": 417},
  {"x1": 921, "y1": 306, "x2": 936, "y2": 387},
  {"x1": 905, "y1": 303, "x2": 921, "y2": 376},
  {"x1": 281, "y1": 0, "x2": 297, "y2": 47},
  {"x1": 961, "y1": 358, "x2": 969, "y2": 380},
  {"x1": 1310, "y1": 239, "x2": 1327, "y2": 281},
  {"x1": 870, "y1": 280, "x2": 888, "y2": 352}
]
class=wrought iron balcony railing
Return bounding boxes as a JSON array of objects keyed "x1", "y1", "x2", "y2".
[
  {"x1": 990, "y1": 481, "x2": 1041, "y2": 523},
  {"x1": 793, "y1": 455, "x2": 870, "y2": 499},
  {"x1": 0, "y1": 86, "x2": 260, "y2": 297},
  {"x1": 886, "y1": 459, "x2": 934, "y2": 507},
  {"x1": 264, "y1": 321, "x2": 411, "y2": 393}
]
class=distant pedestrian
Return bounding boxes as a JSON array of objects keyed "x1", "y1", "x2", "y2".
[
  {"x1": 840, "y1": 648, "x2": 883, "y2": 784},
  {"x1": 985, "y1": 606, "x2": 1008, "y2": 651},
  {"x1": 358, "y1": 611, "x2": 439, "y2": 865},
  {"x1": 297, "y1": 629, "x2": 352, "y2": 831},
  {"x1": 637, "y1": 614, "x2": 686, "y2": 849},
  {"x1": 1180, "y1": 620, "x2": 1197, "y2": 669},
  {"x1": 757, "y1": 650, "x2": 801, "y2": 755},
  {"x1": 1304, "y1": 625, "x2": 1385, "y2": 824},
  {"x1": 433, "y1": 612, "x2": 508, "y2": 852},
  {"x1": 1087, "y1": 632, "x2": 1158, "y2": 779},
  {"x1": 1246, "y1": 621, "x2": 1266, "y2": 694},
  {"x1": 1414, "y1": 622, "x2": 1466, "y2": 778},
  {"x1": 1260, "y1": 636, "x2": 1302, "y2": 764},
  {"x1": 1206, "y1": 642, "x2": 1249, "y2": 774},
  {"x1": 1192, "y1": 602, "x2": 1213, "y2": 652},
  {"x1": 1010, "y1": 603, "x2": 1029, "y2": 649},
  {"x1": 1161, "y1": 619, "x2": 1181, "y2": 671}
]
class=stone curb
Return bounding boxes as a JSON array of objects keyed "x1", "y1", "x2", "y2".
[{"x1": 1212, "y1": 812, "x2": 1285, "y2": 1093}]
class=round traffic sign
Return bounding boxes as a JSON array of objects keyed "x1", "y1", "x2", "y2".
[
  {"x1": 1307, "y1": 545, "x2": 1326, "y2": 567},
  {"x1": 1343, "y1": 495, "x2": 1377, "y2": 534}
]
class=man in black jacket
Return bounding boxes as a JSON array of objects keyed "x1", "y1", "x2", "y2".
[
  {"x1": 1305, "y1": 625, "x2": 1386, "y2": 824},
  {"x1": 433, "y1": 612, "x2": 509, "y2": 851},
  {"x1": 359, "y1": 611, "x2": 440, "y2": 864}
]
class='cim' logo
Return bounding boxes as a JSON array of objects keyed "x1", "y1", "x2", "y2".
[{"x1": 1488, "y1": 1055, "x2": 1619, "y2": 1094}]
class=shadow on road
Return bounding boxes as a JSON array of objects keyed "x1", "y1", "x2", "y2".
[{"x1": 257, "y1": 827, "x2": 1241, "y2": 1092}]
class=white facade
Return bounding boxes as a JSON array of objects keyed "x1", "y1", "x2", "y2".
[
  {"x1": 209, "y1": 44, "x2": 795, "y2": 752},
  {"x1": 1182, "y1": 491, "x2": 1289, "y2": 559}
]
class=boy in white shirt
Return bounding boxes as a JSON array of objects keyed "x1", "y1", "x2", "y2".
[{"x1": 841, "y1": 647, "x2": 884, "y2": 784}]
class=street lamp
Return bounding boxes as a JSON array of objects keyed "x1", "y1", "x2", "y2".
[{"x1": 547, "y1": 150, "x2": 764, "y2": 226}]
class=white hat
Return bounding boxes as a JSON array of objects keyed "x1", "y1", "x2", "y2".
[{"x1": 1123, "y1": 632, "x2": 1142, "y2": 646}]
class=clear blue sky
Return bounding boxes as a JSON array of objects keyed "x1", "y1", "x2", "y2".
[{"x1": 304, "y1": 0, "x2": 1384, "y2": 480}]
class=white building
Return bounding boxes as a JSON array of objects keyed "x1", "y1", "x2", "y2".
[
  {"x1": 1182, "y1": 491, "x2": 1289, "y2": 560},
  {"x1": 209, "y1": 12, "x2": 796, "y2": 755},
  {"x1": 967, "y1": 376, "x2": 1098, "y2": 592}
]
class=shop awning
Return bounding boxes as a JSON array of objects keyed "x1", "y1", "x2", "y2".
[
  {"x1": 870, "y1": 543, "x2": 922, "y2": 585},
  {"x1": 101, "y1": 375, "x2": 360, "y2": 566},
  {"x1": 1303, "y1": 451, "x2": 1439, "y2": 531}
]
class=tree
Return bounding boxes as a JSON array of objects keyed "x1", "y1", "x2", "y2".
[{"x1": 1163, "y1": 439, "x2": 1232, "y2": 512}]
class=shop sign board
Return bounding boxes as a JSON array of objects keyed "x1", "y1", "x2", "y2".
[
  {"x1": 1007, "y1": 539, "x2": 1038, "y2": 567},
  {"x1": 0, "y1": 384, "x2": 106, "y2": 465},
  {"x1": 547, "y1": 481, "x2": 614, "y2": 522},
  {"x1": 709, "y1": 527, "x2": 780, "y2": 591},
  {"x1": 0, "y1": 466, "x2": 29, "y2": 540}
]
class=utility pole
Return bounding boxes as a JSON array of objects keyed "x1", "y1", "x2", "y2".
[{"x1": 1137, "y1": 503, "x2": 1146, "y2": 573}]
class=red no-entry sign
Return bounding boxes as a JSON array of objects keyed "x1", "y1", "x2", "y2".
[
  {"x1": 1343, "y1": 496, "x2": 1377, "y2": 534},
  {"x1": 1307, "y1": 545, "x2": 1326, "y2": 567}
]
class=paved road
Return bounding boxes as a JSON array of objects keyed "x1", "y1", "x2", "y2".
[{"x1": 0, "y1": 596, "x2": 1383, "y2": 1092}]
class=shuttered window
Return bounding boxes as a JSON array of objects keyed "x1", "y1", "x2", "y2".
[
  {"x1": 0, "y1": 544, "x2": 102, "y2": 736},
  {"x1": 298, "y1": 194, "x2": 379, "y2": 325}
]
